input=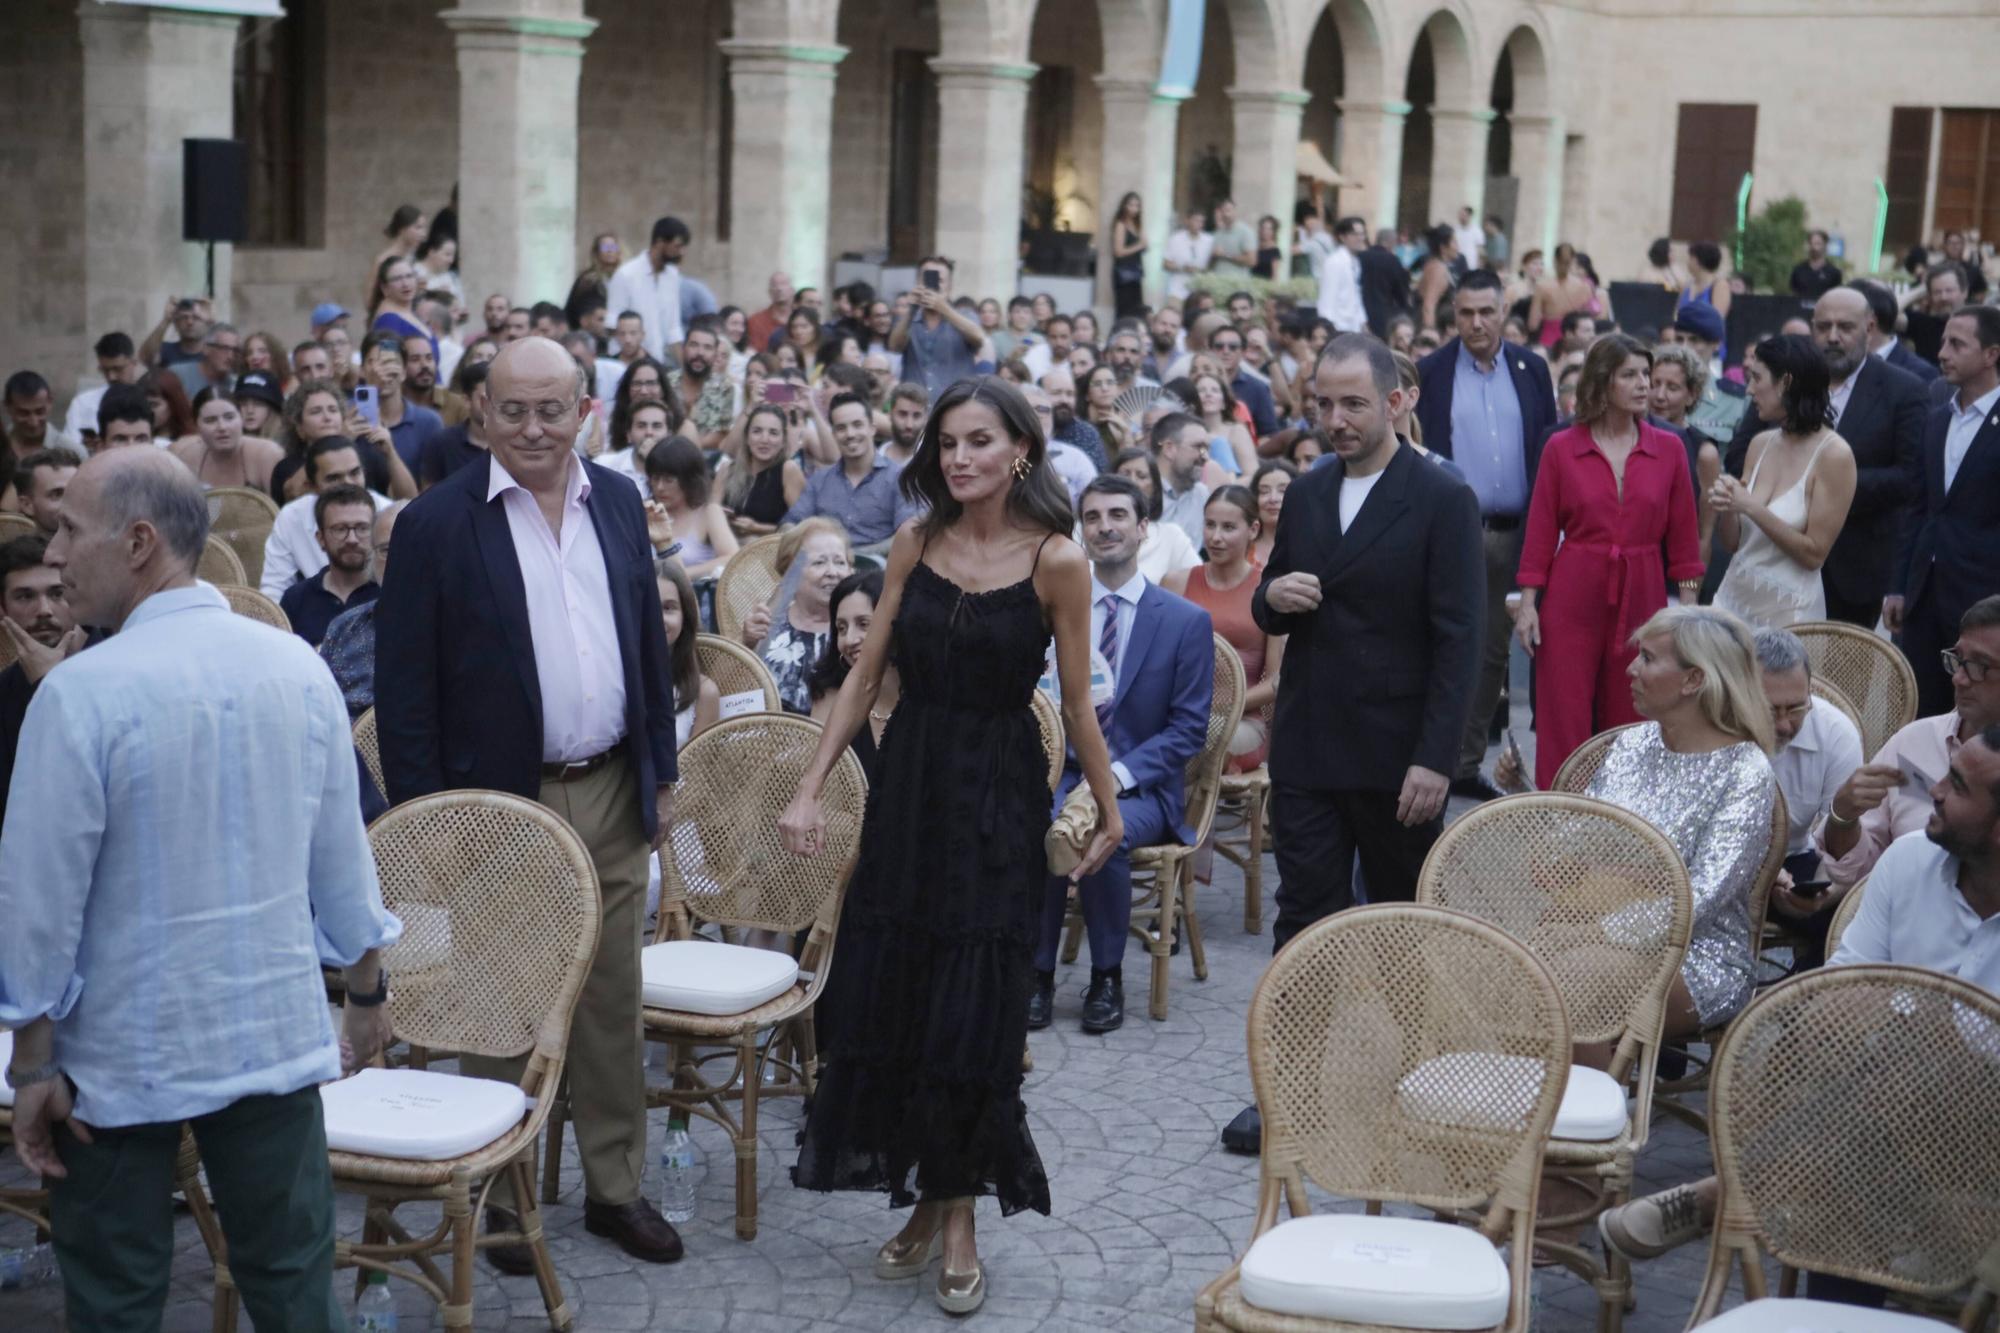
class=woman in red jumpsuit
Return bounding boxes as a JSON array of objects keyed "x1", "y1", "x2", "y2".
[{"x1": 1514, "y1": 334, "x2": 1704, "y2": 787}]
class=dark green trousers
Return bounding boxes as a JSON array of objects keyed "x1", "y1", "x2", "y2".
[{"x1": 49, "y1": 1085, "x2": 345, "y2": 1333}]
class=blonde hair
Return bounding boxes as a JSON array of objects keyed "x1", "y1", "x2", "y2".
[
  {"x1": 1630, "y1": 605, "x2": 1776, "y2": 754},
  {"x1": 1391, "y1": 350, "x2": 1422, "y2": 444}
]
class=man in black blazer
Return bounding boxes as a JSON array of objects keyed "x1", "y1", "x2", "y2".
[
  {"x1": 1358, "y1": 226, "x2": 1412, "y2": 338},
  {"x1": 1413, "y1": 270, "x2": 1557, "y2": 799},
  {"x1": 1220, "y1": 334, "x2": 1482, "y2": 1154},
  {"x1": 376, "y1": 337, "x2": 685, "y2": 1267},
  {"x1": 1806, "y1": 288, "x2": 1929, "y2": 627},
  {"x1": 1889, "y1": 306, "x2": 2000, "y2": 716},
  {"x1": 1853, "y1": 279, "x2": 1941, "y2": 386}
]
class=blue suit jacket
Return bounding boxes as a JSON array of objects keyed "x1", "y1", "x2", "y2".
[
  {"x1": 375, "y1": 452, "x2": 678, "y2": 839},
  {"x1": 1413, "y1": 338, "x2": 1559, "y2": 496},
  {"x1": 1056, "y1": 582, "x2": 1213, "y2": 846},
  {"x1": 1896, "y1": 399, "x2": 2000, "y2": 621}
]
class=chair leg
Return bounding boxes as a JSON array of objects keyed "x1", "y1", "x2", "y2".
[
  {"x1": 735, "y1": 1034, "x2": 761, "y2": 1241},
  {"x1": 540, "y1": 1074, "x2": 568, "y2": 1205},
  {"x1": 1149, "y1": 871, "x2": 1174, "y2": 1021},
  {"x1": 1180, "y1": 861, "x2": 1209, "y2": 982},
  {"x1": 175, "y1": 1133, "x2": 239, "y2": 1333},
  {"x1": 510, "y1": 1158, "x2": 574, "y2": 1332},
  {"x1": 443, "y1": 1187, "x2": 476, "y2": 1331},
  {"x1": 1059, "y1": 909, "x2": 1083, "y2": 965},
  {"x1": 1244, "y1": 786, "x2": 1268, "y2": 935}
]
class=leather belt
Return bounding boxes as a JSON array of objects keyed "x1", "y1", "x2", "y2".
[
  {"x1": 1482, "y1": 514, "x2": 1522, "y2": 532},
  {"x1": 541, "y1": 748, "x2": 618, "y2": 783}
]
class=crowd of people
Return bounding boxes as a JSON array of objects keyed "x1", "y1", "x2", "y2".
[{"x1": 0, "y1": 193, "x2": 1997, "y2": 1327}]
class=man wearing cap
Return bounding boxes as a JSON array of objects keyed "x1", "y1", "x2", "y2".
[
  {"x1": 1671, "y1": 303, "x2": 1747, "y2": 444},
  {"x1": 310, "y1": 302, "x2": 351, "y2": 343}
]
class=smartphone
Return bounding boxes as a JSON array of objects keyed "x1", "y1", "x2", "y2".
[
  {"x1": 352, "y1": 385, "x2": 380, "y2": 427},
  {"x1": 921, "y1": 269, "x2": 942, "y2": 292},
  {"x1": 1792, "y1": 879, "x2": 1832, "y2": 899},
  {"x1": 763, "y1": 382, "x2": 798, "y2": 406}
]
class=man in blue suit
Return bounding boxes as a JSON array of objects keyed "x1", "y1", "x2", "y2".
[
  {"x1": 375, "y1": 337, "x2": 685, "y2": 1268},
  {"x1": 1030, "y1": 474, "x2": 1213, "y2": 1034}
]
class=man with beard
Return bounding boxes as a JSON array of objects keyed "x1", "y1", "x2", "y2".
[
  {"x1": 1143, "y1": 306, "x2": 1182, "y2": 384},
  {"x1": 883, "y1": 382, "x2": 928, "y2": 467},
  {"x1": 666, "y1": 316, "x2": 737, "y2": 453},
  {"x1": 1039, "y1": 366, "x2": 1108, "y2": 469},
  {"x1": 291, "y1": 340, "x2": 334, "y2": 387},
  {"x1": 278, "y1": 485, "x2": 379, "y2": 648},
  {"x1": 781, "y1": 392, "x2": 916, "y2": 555},
  {"x1": 1022, "y1": 313, "x2": 1077, "y2": 383},
  {"x1": 1105, "y1": 324, "x2": 1156, "y2": 388},
  {"x1": 399, "y1": 331, "x2": 464, "y2": 425},
  {"x1": 0, "y1": 533, "x2": 84, "y2": 828},
  {"x1": 481, "y1": 293, "x2": 511, "y2": 343}
]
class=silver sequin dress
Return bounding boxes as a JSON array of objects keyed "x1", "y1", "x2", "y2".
[{"x1": 1587, "y1": 723, "x2": 1777, "y2": 1026}]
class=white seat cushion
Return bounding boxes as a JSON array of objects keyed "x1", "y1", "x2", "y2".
[
  {"x1": 321, "y1": 1067, "x2": 528, "y2": 1161},
  {"x1": 1699, "y1": 1298, "x2": 1945, "y2": 1333},
  {"x1": 1551, "y1": 1063, "x2": 1629, "y2": 1142},
  {"x1": 641, "y1": 939, "x2": 799, "y2": 1016},
  {"x1": 1238, "y1": 1213, "x2": 1510, "y2": 1329},
  {"x1": 0, "y1": 1030, "x2": 13, "y2": 1108}
]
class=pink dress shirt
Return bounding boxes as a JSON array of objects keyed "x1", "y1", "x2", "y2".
[
  {"x1": 489, "y1": 456, "x2": 628, "y2": 763},
  {"x1": 1810, "y1": 711, "x2": 1962, "y2": 890}
]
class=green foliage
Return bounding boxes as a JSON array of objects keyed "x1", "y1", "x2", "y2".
[{"x1": 1727, "y1": 196, "x2": 1816, "y2": 294}]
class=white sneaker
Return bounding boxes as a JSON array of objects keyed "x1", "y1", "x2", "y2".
[{"x1": 1598, "y1": 1184, "x2": 1710, "y2": 1260}]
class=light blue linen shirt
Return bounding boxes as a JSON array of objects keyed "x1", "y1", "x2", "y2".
[
  {"x1": 0, "y1": 583, "x2": 399, "y2": 1128},
  {"x1": 1449, "y1": 340, "x2": 1528, "y2": 517}
]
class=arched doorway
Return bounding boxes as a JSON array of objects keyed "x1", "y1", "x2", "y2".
[
  {"x1": 1299, "y1": 0, "x2": 1392, "y2": 229},
  {"x1": 1491, "y1": 23, "x2": 1557, "y2": 256}
]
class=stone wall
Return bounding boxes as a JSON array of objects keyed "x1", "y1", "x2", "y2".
[{"x1": 2, "y1": 0, "x2": 93, "y2": 390}]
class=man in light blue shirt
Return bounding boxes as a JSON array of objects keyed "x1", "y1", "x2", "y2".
[
  {"x1": 781, "y1": 391, "x2": 921, "y2": 553},
  {"x1": 0, "y1": 448, "x2": 398, "y2": 1330}
]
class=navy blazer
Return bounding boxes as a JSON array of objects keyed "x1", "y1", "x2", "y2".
[
  {"x1": 1897, "y1": 396, "x2": 2000, "y2": 621},
  {"x1": 1885, "y1": 340, "x2": 1941, "y2": 385},
  {"x1": 375, "y1": 452, "x2": 679, "y2": 839},
  {"x1": 1056, "y1": 583, "x2": 1213, "y2": 846},
  {"x1": 1414, "y1": 338, "x2": 1559, "y2": 502}
]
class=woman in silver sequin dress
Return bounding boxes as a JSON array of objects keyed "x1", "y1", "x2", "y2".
[{"x1": 1586, "y1": 605, "x2": 1778, "y2": 1032}]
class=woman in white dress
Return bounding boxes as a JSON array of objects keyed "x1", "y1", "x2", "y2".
[{"x1": 1711, "y1": 334, "x2": 1857, "y2": 628}]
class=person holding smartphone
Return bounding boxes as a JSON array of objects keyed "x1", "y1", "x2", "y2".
[{"x1": 888, "y1": 257, "x2": 981, "y2": 400}]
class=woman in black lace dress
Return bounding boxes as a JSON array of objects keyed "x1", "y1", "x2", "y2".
[{"x1": 781, "y1": 377, "x2": 1122, "y2": 1315}]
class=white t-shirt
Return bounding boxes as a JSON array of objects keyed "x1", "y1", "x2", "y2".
[
  {"x1": 1162, "y1": 229, "x2": 1214, "y2": 301},
  {"x1": 1337, "y1": 468, "x2": 1385, "y2": 533}
]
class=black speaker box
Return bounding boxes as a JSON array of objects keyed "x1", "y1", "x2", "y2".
[{"x1": 183, "y1": 139, "x2": 247, "y2": 243}]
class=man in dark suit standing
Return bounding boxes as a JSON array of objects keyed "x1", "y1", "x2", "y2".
[
  {"x1": 1413, "y1": 269, "x2": 1557, "y2": 800},
  {"x1": 1806, "y1": 287, "x2": 1928, "y2": 628},
  {"x1": 1221, "y1": 334, "x2": 1483, "y2": 1153},
  {"x1": 1030, "y1": 475, "x2": 1212, "y2": 1035},
  {"x1": 376, "y1": 337, "x2": 685, "y2": 1267},
  {"x1": 1889, "y1": 305, "x2": 2000, "y2": 716},
  {"x1": 1358, "y1": 227, "x2": 1412, "y2": 338},
  {"x1": 1853, "y1": 279, "x2": 1941, "y2": 386}
]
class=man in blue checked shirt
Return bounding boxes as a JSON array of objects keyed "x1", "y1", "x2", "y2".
[{"x1": 0, "y1": 448, "x2": 399, "y2": 1331}]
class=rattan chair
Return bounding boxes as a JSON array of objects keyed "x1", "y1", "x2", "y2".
[
  {"x1": 1417, "y1": 793, "x2": 1693, "y2": 1332},
  {"x1": 633, "y1": 715, "x2": 866, "y2": 1240},
  {"x1": 1031, "y1": 685, "x2": 1065, "y2": 792},
  {"x1": 206, "y1": 792, "x2": 602, "y2": 1333},
  {"x1": 1195, "y1": 904, "x2": 1571, "y2": 1333},
  {"x1": 1689, "y1": 965, "x2": 2000, "y2": 1330},
  {"x1": 1060, "y1": 633, "x2": 1245, "y2": 1020},
  {"x1": 713, "y1": 533, "x2": 785, "y2": 643},
  {"x1": 353, "y1": 707, "x2": 385, "y2": 797},
  {"x1": 694, "y1": 632, "x2": 781, "y2": 714},
  {"x1": 1212, "y1": 755, "x2": 1272, "y2": 934},
  {"x1": 220, "y1": 583, "x2": 290, "y2": 631},
  {"x1": 1809, "y1": 676, "x2": 1862, "y2": 736},
  {"x1": 0, "y1": 512, "x2": 38, "y2": 540},
  {"x1": 1792, "y1": 620, "x2": 1919, "y2": 759},
  {"x1": 206, "y1": 486, "x2": 280, "y2": 588},
  {"x1": 197, "y1": 534, "x2": 248, "y2": 587},
  {"x1": 1822, "y1": 878, "x2": 1868, "y2": 959}
]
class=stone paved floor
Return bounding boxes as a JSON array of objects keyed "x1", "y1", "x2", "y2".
[{"x1": 2, "y1": 680, "x2": 1763, "y2": 1330}]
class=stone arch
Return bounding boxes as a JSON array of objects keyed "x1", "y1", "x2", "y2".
[
  {"x1": 1300, "y1": 0, "x2": 1390, "y2": 106},
  {"x1": 1489, "y1": 19, "x2": 1561, "y2": 254},
  {"x1": 1406, "y1": 5, "x2": 1480, "y2": 113}
]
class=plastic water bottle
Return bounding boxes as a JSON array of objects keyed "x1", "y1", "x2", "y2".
[
  {"x1": 0, "y1": 1241, "x2": 56, "y2": 1290},
  {"x1": 353, "y1": 1271, "x2": 398, "y2": 1331},
  {"x1": 658, "y1": 1122, "x2": 702, "y2": 1223}
]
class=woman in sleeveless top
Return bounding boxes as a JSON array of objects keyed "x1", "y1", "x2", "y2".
[
  {"x1": 367, "y1": 255, "x2": 438, "y2": 367},
  {"x1": 716, "y1": 402, "x2": 806, "y2": 537},
  {"x1": 1711, "y1": 334, "x2": 1857, "y2": 629},
  {"x1": 1169, "y1": 487, "x2": 1286, "y2": 772},
  {"x1": 640, "y1": 435, "x2": 737, "y2": 580},
  {"x1": 1678, "y1": 240, "x2": 1734, "y2": 361},
  {"x1": 781, "y1": 377, "x2": 1121, "y2": 1315},
  {"x1": 657, "y1": 559, "x2": 719, "y2": 750},
  {"x1": 1527, "y1": 242, "x2": 1598, "y2": 349}
]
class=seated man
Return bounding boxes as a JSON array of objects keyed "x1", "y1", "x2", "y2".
[
  {"x1": 278, "y1": 484, "x2": 379, "y2": 648},
  {"x1": 1030, "y1": 475, "x2": 1213, "y2": 1034},
  {"x1": 1755, "y1": 626, "x2": 1864, "y2": 965},
  {"x1": 780, "y1": 392, "x2": 916, "y2": 556},
  {"x1": 320, "y1": 503, "x2": 401, "y2": 717},
  {"x1": 0, "y1": 534, "x2": 83, "y2": 828},
  {"x1": 260, "y1": 436, "x2": 390, "y2": 598},
  {"x1": 14, "y1": 449, "x2": 76, "y2": 535}
]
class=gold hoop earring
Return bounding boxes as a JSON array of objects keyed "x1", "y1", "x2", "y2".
[{"x1": 1011, "y1": 455, "x2": 1032, "y2": 481}]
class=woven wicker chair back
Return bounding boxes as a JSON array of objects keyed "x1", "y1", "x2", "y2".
[
  {"x1": 694, "y1": 633, "x2": 781, "y2": 712},
  {"x1": 205, "y1": 486, "x2": 280, "y2": 587},
  {"x1": 1823, "y1": 878, "x2": 1868, "y2": 959},
  {"x1": 1181, "y1": 635, "x2": 1247, "y2": 844},
  {"x1": 221, "y1": 583, "x2": 288, "y2": 630},
  {"x1": 714, "y1": 534, "x2": 785, "y2": 643},
  {"x1": 199, "y1": 535, "x2": 248, "y2": 588},
  {"x1": 352, "y1": 707, "x2": 384, "y2": 796},
  {"x1": 1793, "y1": 621, "x2": 1919, "y2": 759}
]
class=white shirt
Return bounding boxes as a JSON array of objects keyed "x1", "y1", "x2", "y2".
[
  {"x1": 1022, "y1": 341, "x2": 1055, "y2": 383},
  {"x1": 605, "y1": 255, "x2": 684, "y2": 361},
  {"x1": 437, "y1": 335, "x2": 465, "y2": 388},
  {"x1": 1770, "y1": 696, "x2": 1865, "y2": 855},
  {"x1": 1338, "y1": 467, "x2": 1385, "y2": 532},
  {"x1": 1830, "y1": 830, "x2": 2000, "y2": 995},
  {"x1": 64, "y1": 384, "x2": 107, "y2": 441},
  {"x1": 1828, "y1": 371, "x2": 1858, "y2": 428},
  {"x1": 1872, "y1": 335, "x2": 1899, "y2": 363},
  {"x1": 1135, "y1": 520, "x2": 1201, "y2": 584},
  {"x1": 1162, "y1": 228, "x2": 1213, "y2": 300},
  {"x1": 490, "y1": 456, "x2": 628, "y2": 763},
  {"x1": 1159, "y1": 479, "x2": 1209, "y2": 552},
  {"x1": 1944, "y1": 382, "x2": 2000, "y2": 493},
  {"x1": 595, "y1": 446, "x2": 650, "y2": 496},
  {"x1": 1046, "y1": 438, "x2": 1097, "y2": 504},
  {"x1": 1314, "y1": 242, "x2": 1366, "y2": 334},
  {"x1": 1454, "y1": 223, "x2": 1485, "y2": 266},
  {"x1": 261, "y1": 488, "x2": 391, "y2": 599},
  {"x1": 1090, "y1": 569, "x2": 1147, "y2": 793}
]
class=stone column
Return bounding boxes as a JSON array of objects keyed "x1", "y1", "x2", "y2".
[
  {"x1": 1332, "y1": 98, "x2": 1410, "y2": 233},
  {"x1": 440, "y1": 3, "x2": 596, "y2": 309},
  {"x1": 929, "y1": 59, "x2": 1036, "y2": 304},
  {"x1": 721, "y1": 40, "x2": 846, "y2": 308},
  {"x1": 1428, "y1": 107, "x2": 1496, "y2": 232},
  {"x1": 79, "y1": 0, "x2": 245, "y2": 340},
  {"x1": 1229, "y1": 87, "x2": 1307, "y2": 247},
  {"x1": 1095, "y1": 76, "x2": 1187, "y2": 309},
  {"x1": 1508, "y1": 112, "x2": 1565, "y2": 257}
]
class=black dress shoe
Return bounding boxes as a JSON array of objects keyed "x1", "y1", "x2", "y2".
[
  {"x1": 1450, "y1": 773, "x2": 1503, "y2": 802},
  {"x1": 483, "y1": 1207, "x2": 537, "y2": 1276},
  {"x1": 1080, "y1": 972, "x2": 1124, "y2": 1034},
  {"x1": 1027, "y1": 971, "x2": 1054, "y2": 1031},
  {"x1": 1221, "y1": 1105, "x2": 1262, "y2": 1155},
  {"x1": 584, "y1": 1196, "x2": 684, "y2": 1264}
]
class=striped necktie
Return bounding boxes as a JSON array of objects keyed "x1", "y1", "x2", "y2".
[{"x1": 1096, "y1": 594, "x2": 1119, "y2": 730}]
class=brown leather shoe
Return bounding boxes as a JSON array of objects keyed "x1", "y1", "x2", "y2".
[
  {"x1": 483, "y1": 1207, "x2": 537, "y2": 1277},
  {"x1": 583, "y1": 1197, "x2": 684, "y2": 1264}
]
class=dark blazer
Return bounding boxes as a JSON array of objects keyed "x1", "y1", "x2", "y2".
[
  {"x1": 1358, "y1": 245, "x2": 1412, "y2": 337},
  {"x1": 1897, "y1": 395, "x2": 2000, "y2": 621},
  {"x1": 1252, "y1": 443, "x2": 1484, "y2": 791},
  {"x1": 376, "y1": 452, "x2": 678, "y2": 839},
  {"x1": 1414, "y1": 339, "x2": 1560, "y2": 503},
  {"x1": 1055, "y1": 583, "x2": 1213, "y2": 845},
  {"x1": 1821, "y1": 355, "x2": 1928, "y2": 610},
  {"x1": 1885, "y1": 340, "x2": 1941, "y2": 385}
]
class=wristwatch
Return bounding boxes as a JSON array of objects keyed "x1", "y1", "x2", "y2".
[
  {"x1": 5, "y1": 1060, "x2": 60, "y2": 1090},
  {"x1": 347, "y1": 969, "x2": 391, "y2": 1008}
]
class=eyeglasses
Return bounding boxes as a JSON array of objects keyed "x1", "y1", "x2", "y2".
[
  {"x1": 1211, "y1": 340, "x2": 1243, "y2": 352},
  {"x1": 493, "y1": 400, "x2": 578, "y2": 425},
  {"x1": 1770, "y1": 700, "x2": 1812, "y2": 723},
  {"x1": 1943, "y1": 648, "x2": 1993, "y2": 683},
  {"x1": 326, "y1": 522, "x2": 373, "y2": 539}
]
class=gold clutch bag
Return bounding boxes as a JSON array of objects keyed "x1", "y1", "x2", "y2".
[{"x1": 1043, "y1": 784, "x2": 1100, "y2": 878}]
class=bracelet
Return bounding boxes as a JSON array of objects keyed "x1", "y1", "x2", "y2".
[
  {"x1": 5, "y1": 1060, "x2": 60, "y2": 1090},
  {"x1": 1826, "y1": 808, "x2": 1857, "y2": 829},
  {"x1": 1677, "y1": 580, "x2": 1701, "y2": 596},
  {"x1": 347, "y1": 968, "x2": 391, "y2": 1009}
]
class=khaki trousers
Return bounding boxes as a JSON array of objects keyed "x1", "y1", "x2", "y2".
[{"x1": 465, "y1": 750, "x2": 651, "y2": 1207}]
